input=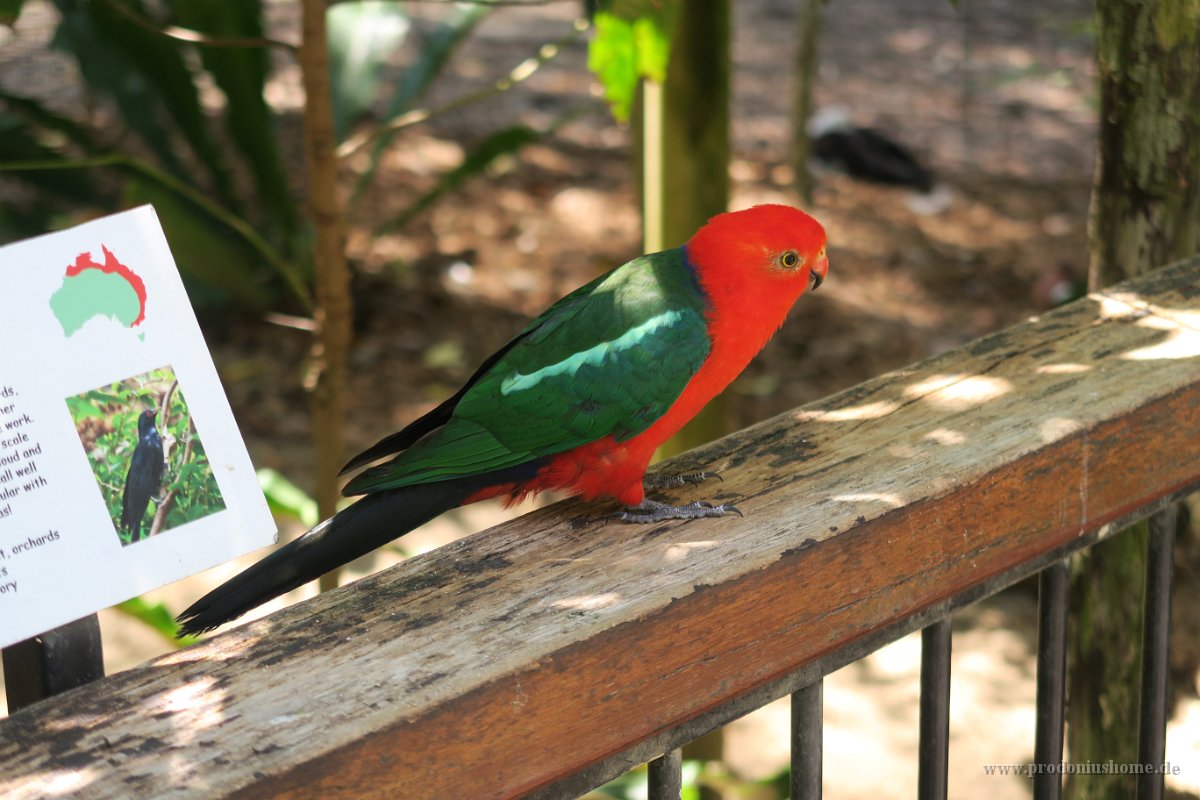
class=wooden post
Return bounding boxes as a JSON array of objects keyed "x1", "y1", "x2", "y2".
[
  {"x1": 638, "y1": 0, "x2": 732, "y2": 763},
  {"x1": 791, "y1": 0, "x2": 822, "y2": 205},
  {"x1": 2, "y1": 614, "x2": 103, "y2": 713},
  {"x1": 298, "y1": 0, "x2": 352, "y2": 594},
  {"x1": 646, "y1": 0, "x2": 731, "y2": 459}
]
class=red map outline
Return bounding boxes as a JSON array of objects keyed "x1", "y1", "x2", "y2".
[{"x1": 65, "y1": 245, "x2": 148, "y2": 327}]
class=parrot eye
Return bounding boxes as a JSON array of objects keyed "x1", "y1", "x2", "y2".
[{"x1": 779, "y1": 250, "x2": 803, "y2": 270}]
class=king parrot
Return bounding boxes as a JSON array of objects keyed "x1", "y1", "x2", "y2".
[
  {"x1": 177, "y1": 204, "x2": 828, "y2": 635},
  {"x1": 122, "y1": 408, "x2": 164, "y2": 542}
]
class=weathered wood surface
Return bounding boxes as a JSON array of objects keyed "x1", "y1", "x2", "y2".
[{"x1": 3, "y1": 260, "x2": 1200, "y2": 800}]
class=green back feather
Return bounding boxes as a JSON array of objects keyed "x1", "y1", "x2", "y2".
[{"x1": 343, "y1": 248, "x2": 711, "y2": 494}]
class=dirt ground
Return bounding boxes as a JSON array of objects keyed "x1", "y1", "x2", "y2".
[{"x1": 1, "y1": 0, "x2": 1197, "y2": 797}]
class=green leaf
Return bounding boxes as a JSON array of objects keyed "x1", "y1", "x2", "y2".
[
  {"x1": 1, "y1": 153, "x2": 310, "y2": 308},
  {"x1": 50, "y1": 3, "x2": 179, "y2": 177},
  {"x1": 587, "y1": 2, "x2": 678, "y2": 122},
  {"x1": 587, "y1": 13, "x2": 638, "y2": 122},
  {"x1": 386, "y1": 3, "x2": 488, "y2": 119},
  {"x1": 328, "y1": 0, "x2": 412, "y2": 144},
  {"x1": 65, "y1": 396, "x2": 105, "y2": 419},
  {"x1": 0, "y1": 0, "x2": 26, "y2": 26},
  {"x1": 0, "y1": 112, "x2": 99, "y2": 201},
  {"x1": 50, "y1": 0, "x2": 242, "y2": 212},
  {"x1": 0, "y1": 89, "x2": 99, "y2": 153},
  {"x1": 178, "y1": 461, "x2": 204, "y2": 482},
  {"x1": 86, "y1": 389, "x2": 123, "y2": 405},
  {"x1": 122, "y1": 174, "x2": 275, "y2": 310},
  {"x1": 114, "y1": 597, "x2": 195, "y2": 646},
  {"x1": 165, "y1": 0, "x2": 300, "y2": 244},
  {"x1": 0, "y1": 91, "x2": 106, "y2": 221},
  {"x1": 381, "y1": 123, "x2": 545, "y2": 231},
  {"x1": 631, "y1": 13, "x2": 673, "y2": 83},
  {"x1": 258, "y1": 467, "x2": 318, "y2": 527},
  {"x1": 352, "y1": 3, "x2": 489, "y2": 201},
  {"x1": 0, "y1": 204, "x2": 57, "y2": 242}
]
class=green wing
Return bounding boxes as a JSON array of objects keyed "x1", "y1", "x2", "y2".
[{"x1": 343, "y1": 248, "x2": 711, "y2": 494}]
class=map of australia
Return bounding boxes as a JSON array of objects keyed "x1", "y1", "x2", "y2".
[{"x1": 49, "y1": 245, "x2": 148, "y2": 338}]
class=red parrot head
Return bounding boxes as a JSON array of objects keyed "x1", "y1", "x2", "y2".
[{"x1": 685, "y1": 204, "x2": 829, "y2": 331}]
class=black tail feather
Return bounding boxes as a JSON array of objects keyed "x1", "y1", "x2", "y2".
[{"x1": 176, "y1": 479, "x2": 479, "y2": 637}]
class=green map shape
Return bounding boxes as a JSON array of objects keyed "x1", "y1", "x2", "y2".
[{"x1": 50, "y1": 270, "x2": 142, "y2": 337}]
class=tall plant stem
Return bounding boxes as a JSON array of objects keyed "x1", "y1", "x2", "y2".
[{"x1": 299, "y1": 0, "x2": 353, "y2": 593}]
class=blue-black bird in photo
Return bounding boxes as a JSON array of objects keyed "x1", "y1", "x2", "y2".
[{"x1": 122, "y1": 408, "x2": 165, "y2": 541}]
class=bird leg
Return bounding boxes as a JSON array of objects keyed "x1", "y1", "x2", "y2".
[
  {"x1": 642, "y1": 470, "x2": 722, "y2": 490},
  {"x1": 620, "y1": 472, "x2": 737, "y2": 522},
  {"x1": 616, "y1": 499, "x2": 742, "y2": 524}
]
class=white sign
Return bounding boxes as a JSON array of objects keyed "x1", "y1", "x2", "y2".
[{"x1": 0, "y1": 206, "x2": 276, "y2": 648}]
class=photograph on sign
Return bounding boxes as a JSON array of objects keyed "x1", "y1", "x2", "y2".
[{"x1": 68, "y1": 366, "x2": 227, "y2": 546}]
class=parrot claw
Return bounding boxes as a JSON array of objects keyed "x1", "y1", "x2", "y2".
[
  {"x1": 615, "y1": 499, "x2": 741, "y2": 524},
  {"x1": 642, "y1": 470, "x2": 723, "y2": 490}
]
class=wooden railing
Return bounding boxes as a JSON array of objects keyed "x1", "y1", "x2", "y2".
[{"x1": 1, "y1": 259, "x2": 1198, "y2": 799}]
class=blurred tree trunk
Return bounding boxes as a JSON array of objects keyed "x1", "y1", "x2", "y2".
[
  {"x1": 639, "y1": 1, "x2": 730, "y2": 770},
  {"x1": 646, "y1": 0, "x2": 731, "y2": 459},
  {"x1": 791, "y1": 0, "x2": 822, "y2": 205},
  {"x1": 299, "y1": 0, "x2": 353, "y2": 593},
  {"x1": 1067, "y1": 3, "x2": 1200, "y2": 799}
]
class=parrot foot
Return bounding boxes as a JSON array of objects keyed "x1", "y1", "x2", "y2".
[
  {"x1": 642, "y1": 471, "x2": 722, "y2": 490},
  {"x1": 616, "y1": 499, "x2": 742, "y2": 524}
]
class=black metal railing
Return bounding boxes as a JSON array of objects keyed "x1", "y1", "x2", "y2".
[
  {"x1": 1033, "y1": 559, "x2": 1069, "y2": 800},
  {"x1": 623, "y1": 504, "x2": 1180, "y2": 800}
]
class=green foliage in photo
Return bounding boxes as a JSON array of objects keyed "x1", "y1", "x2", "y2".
[{"x1": 69, "y1": 367, "x2": 226, "y2": 545}]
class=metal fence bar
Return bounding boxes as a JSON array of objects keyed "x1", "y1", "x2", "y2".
[
  {"x1": 918, "y1": 618, "x2": 952, "y2": 800},
  {"x1": 791, "y1": 679, "x2": 823, "y2": 800},
  {"x1": 1033, "y1": 561, "x2": 1069, "y2": 800},
  {"x1": 1137, "y1": 506, "x2": 1177, "y2": 800},
  {"x1": 647, "y1": 748, "x2": 683, "y2": 800}
]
